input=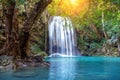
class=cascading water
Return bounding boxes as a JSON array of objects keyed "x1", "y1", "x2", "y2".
[{"x1": 48, "y1": 16, "x2": 80, "y2": 57}]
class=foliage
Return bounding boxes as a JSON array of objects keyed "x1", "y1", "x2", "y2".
[
  {"x1": 47, "y1": 0, "x2": 89, "y2": 17},
  {"x1": 31, "y1": 44, "x2": 47, "y2": 57},
  {"x1": 0, "y1": 0, "x2": 120, "y2": 56},
  {"x1": 47, "y1": 0, "x2": 120, "y2": 56}
]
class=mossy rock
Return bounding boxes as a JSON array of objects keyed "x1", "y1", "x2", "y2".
[
  {"x1": 34, "y1": 51, "x2": 48, "y2": 57},
  {"x1": 0, "y1": 56, "x2": 13, "y2": 66}
]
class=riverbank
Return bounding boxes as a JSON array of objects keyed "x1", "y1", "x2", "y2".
[{"x1": 0, "y1": 55, "x2": 49, "y2": 71}]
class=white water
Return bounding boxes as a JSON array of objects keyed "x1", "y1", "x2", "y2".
[{"x1": 48, "y1": 16, "x2": 79, "y2": 57}]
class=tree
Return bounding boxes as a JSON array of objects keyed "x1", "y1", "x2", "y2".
[{"x1": 0, "y1": 0, "x2": 52, "y2": 59}]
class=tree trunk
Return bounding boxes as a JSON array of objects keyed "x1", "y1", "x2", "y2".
[
  {"x1": 102, "y1": 11, "x2": 108, "y2": 39},
  {"x1": 0, "y1": 1, "x2": 21, "y2": 59},
  {"x1": 102, "y1": 11, "x2": 111, "y2": 54},
  {"x1": 90, "y1": 24, "x2": 101, "y2": 40}
]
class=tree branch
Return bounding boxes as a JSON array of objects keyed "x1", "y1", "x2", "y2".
[{"x1": 23, "y1": 0, "x2": 52, "y2": 32}]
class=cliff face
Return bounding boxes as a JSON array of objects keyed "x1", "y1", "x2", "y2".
[{"x1": 30, "y1": 10, "x2": 50, "y2": 56}]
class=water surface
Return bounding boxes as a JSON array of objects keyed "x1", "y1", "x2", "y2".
[{"x1": 1, "y1": 56, "x2": 120, "y2": 80}]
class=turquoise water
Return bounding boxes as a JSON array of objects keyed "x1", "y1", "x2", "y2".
[{"x1": 1, "y1": 56, "x2": 120, "y2": 80}]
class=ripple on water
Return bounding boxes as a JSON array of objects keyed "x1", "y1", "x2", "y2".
[
  {"x1": 0, "y1": 77, "x2": 5, "y2": 80},
  {"x1": 12, "y1": 70, "x2": 38, "y2": 78}
]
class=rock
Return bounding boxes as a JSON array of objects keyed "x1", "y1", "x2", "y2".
[
  {"x1": 13, "y1": 55, "x2": 49, "y2": 69},
  {"x1": 0, "y1": 55, "x2": 13, "y2": 70}
]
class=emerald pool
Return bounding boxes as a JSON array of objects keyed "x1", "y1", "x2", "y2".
[{"x1": 1, "y1": 56, "x2": 120, "y2": 80}]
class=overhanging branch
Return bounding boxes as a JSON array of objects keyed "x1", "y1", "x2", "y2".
[{"x1": 22, "y1": 0, "x2": 52, "y2": 32}]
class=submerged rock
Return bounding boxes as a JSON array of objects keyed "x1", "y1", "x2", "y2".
[
  {"x1": 0, "y1": 55, "x2": 49, "y2": 71},
  {"x1": 13, "y1": 56, "x2": 49, "y2": 70},
  {"x1": 0, "y1": 55, "x2": 13, "y2": 70}
]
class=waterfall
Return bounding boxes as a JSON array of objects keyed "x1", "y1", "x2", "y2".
[{"x1": 48, "y1": 16, "x2": 80, "y2": 57}]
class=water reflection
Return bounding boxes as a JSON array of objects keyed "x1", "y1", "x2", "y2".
[{"x1": 48, "y1": 58, "x2": 76, "y2": 80}]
